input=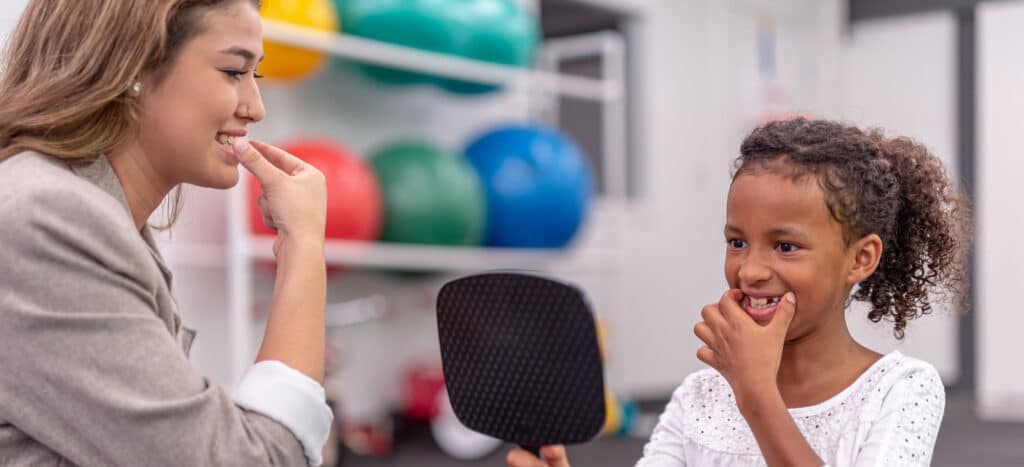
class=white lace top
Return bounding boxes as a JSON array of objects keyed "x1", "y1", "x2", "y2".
[{"x1": 636, "y1": 351, "x2": 944, "y2": 467}]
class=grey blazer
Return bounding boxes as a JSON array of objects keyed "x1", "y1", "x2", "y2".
[{"x1": 0, "y1": 152, "x2": 306, "y2": 466}]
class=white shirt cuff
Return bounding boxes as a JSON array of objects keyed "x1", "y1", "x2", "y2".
[{"x1": 232, "y1": 360, "x2": 333, "y2": 467}]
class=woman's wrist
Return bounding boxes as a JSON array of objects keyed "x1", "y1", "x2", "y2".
[{"x1": 279, "y1": 232, "x2": 325, "y2": 254}]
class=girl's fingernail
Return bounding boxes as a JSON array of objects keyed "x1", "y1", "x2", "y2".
[
  {"x1": 232, "y1": 136, "x2": 250, "y2": 156},
  {"x1": 785, "y1": 292, "x2": 796, "y2": 304}
]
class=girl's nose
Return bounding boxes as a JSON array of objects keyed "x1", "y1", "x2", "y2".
[{"x1": 738, "y1": 254, "x2": 772, "y2": 285}]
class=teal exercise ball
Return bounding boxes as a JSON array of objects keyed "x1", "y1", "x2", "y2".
[
  {"x1": 335, "y1": 0, "x2": 538, "y2": 93},
  {"x1": 439, "y1": 0, "x2": 539, "y2": 95},
  {"x1": 335, "y1": 0, "x2": 459, "y2": 86}
]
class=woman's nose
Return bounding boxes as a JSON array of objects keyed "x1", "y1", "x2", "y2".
[{"x1": 237, "y1": 84, "x2": 265, "y2": 123}]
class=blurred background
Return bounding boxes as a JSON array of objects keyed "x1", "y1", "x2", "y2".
[{"x1": 3, "y1": 0, "x2": 1023, "y2": 465}]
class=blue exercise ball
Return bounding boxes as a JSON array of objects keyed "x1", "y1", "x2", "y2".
[{"x1": 464, "y1": 124, "x2": 595, "y2": 248}]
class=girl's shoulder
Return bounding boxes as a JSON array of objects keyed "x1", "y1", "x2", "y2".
[
  {"x1": 673, "y1": 366, "x2": 732, "y2": 404},
  {"x1": 848, "y1": 351, "x2": 945, "y2": 420}
]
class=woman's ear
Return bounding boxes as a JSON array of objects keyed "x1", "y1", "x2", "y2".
[{"x1": 847, "y1": 233, "x2": 883, "y2": 284}]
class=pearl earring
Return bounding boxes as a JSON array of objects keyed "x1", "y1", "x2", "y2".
[{"x1": 131, "y1": 82, "x2": 141, "y2": 94}]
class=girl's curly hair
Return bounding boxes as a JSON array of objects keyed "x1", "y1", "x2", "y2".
[{"x1": 733, "y1": 118, "x2": 971, "y2": 339}]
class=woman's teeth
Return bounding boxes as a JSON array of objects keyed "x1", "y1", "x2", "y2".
[
  {"x1": 217, "y1": 134, "x2": 237, "y2": 146},
  {"x1": 748, "y1": 296, "x2": 780, "y2": 309}
]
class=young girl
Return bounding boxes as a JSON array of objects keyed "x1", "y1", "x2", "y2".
[{"x1": 507, "y1": 118, "x2": 970, "y2": 467}]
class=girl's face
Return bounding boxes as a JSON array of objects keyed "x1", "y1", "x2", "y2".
[
  {"x1": 724, "y1": 168, "x2": 858, "y2": 339},
  {"x1": 136, "y1": 1, "x2": 264, "y2": 190}
]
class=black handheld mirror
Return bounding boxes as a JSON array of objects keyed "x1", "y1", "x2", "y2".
[{"x1": 436, "y1": 272, "x2": 606, "y2": 456}]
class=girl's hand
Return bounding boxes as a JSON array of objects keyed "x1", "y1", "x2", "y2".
[
  {"x1": 235, "y1": 139, "x2": 327, "y2": 255},
  {"x1": 507, "y1": 445, "x2": 570, "y2": 467},
  {"x1": 692, "y1": 289, "x2": 797, "y2": 411}
]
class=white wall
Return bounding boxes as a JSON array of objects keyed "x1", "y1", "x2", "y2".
[
  {"x1": 839, "y1": 12, "x2": 961, "y2": 383},
  {"x1": 977, "y1": 0, "x2": 1024, "y2": 422},
  {"x1": 0, "y1": 0, "x2": 29, "y2": 50}
]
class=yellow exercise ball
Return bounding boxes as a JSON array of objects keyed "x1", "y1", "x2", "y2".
[
  {"x1": 259, "y1": 0, "x2": 338, "y2": 81},
  {"x1": 603, "y1": 390, "x2": 623, "y2": 435}
]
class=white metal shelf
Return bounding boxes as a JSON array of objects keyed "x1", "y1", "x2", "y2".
[
  {"x1": 262, "y1": 19, "x2": 620, "y2": 102},
  {"x1": 174, "y1": 237, "x2": 612, "y2": 273},
  {"x1": 247, "y1": 236, "x2": 612, "y2": 272}
]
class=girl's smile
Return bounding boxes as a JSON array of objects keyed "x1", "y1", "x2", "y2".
[{"x1": 741, "y1": 293, "x2": 783, "y2": 322}]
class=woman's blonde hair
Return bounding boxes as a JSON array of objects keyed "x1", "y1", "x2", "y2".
[{"x1": 0, "y1": 0, "x2": 259, "y2": 227}]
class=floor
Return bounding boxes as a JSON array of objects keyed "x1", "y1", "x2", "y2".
[{"x1": 336, "y1": 392, "x2": 1024, "y2": 466}]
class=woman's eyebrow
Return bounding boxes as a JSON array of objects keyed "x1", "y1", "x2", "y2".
[{"x1": 219, "y1": 46, "x2": 263, "y2": 63}]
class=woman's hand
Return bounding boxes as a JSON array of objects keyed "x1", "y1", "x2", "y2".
[
  {"x1": 235, "y1": 139, "x2": 326, "y2": 255},
  {"x1": 507, "y1": 445, "x2": 570, "y2": 467},
  {"x1": 692, "y1": 290, "x2": 796, "y2": 411}
]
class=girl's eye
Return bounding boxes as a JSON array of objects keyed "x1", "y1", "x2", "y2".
[
  {"x1": 777, "y1": 242, "x2": 799, "y2": 253},
  {"x1": 728, "y1": 239, "x2": 747, "y2": 249}
]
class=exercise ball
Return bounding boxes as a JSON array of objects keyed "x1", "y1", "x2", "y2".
[
  {"x1": 249, "y1": 138, "x2": 382, "y2": 242},
  {"x1": 335, "y1": 0, "x2": 459, "y2": 86},
  {"x1": 464, "y1": 125, "x2": 594, "y2": 248},
  {"x1": 369, "y1": 141, "x2": 485, "y2": 246},
  {"x1": 603, "y1": 390, "x2": 623, "y2": 435},
  {"x1": 259, "y1": 0, "x2": 338, "y2": 81},
  {"x1": 438, "y1": 0, "x2": 539, "y2": 94}
]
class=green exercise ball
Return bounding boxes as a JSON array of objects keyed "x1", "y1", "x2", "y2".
[{"x1": 370, "y1": 141, "x2": 486, "y2": 246}]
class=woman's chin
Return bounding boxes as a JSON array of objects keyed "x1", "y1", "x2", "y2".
[
  {"x1": 191, "y1": 167, "x2": 240, "y2": 190},
  {"x1": 215, "y1": 169, "x2": 241, "y2": 189}
]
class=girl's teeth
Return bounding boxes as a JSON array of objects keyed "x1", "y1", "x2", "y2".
[
  {"x1": 748, "y1": 296, "x2": 780, "y2": 309},
  {"x1": 217, "y1": 134, "x2": 236, "y2": 145}
]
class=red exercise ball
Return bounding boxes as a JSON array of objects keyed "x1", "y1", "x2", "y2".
[{"x1": 249, "y1": 138, "x2": 383, "y2": 242}]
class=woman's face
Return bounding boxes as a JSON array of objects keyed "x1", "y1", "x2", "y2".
[{"x1": 137, "y1": 1, "x2": 264, "y2": 190}]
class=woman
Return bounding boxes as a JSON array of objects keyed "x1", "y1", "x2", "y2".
[{"x1": 0, "y1": 1, "x2": 331, "y2": 465}]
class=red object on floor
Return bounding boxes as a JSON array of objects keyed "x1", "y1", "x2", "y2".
[{"x1": 402, "y1": 364, "x2": 446, "y2": 421}]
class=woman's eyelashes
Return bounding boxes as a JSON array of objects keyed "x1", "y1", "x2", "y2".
[{"x1": 221, "y1": 69, "x2": 263, "y2": 80}]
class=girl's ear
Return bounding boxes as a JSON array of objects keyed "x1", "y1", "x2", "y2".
[{"x1": 847, "y1": 233, "x2": 883, "y2": 285}]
